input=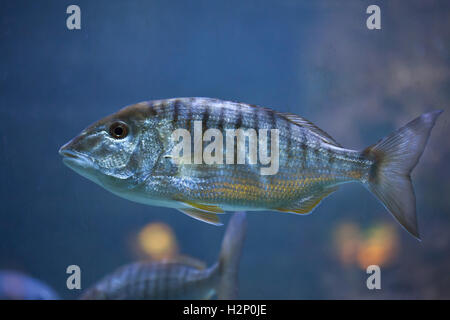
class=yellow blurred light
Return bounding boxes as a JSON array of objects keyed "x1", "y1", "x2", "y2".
[
  {"x1": 356, "y1": 224, "x2": 398, "y2": 269},
  {"x1": 334, "y1": 222, "x2": 362, "y2": 266},
  {"x1": 334, "y1": 222, "x2": 399, "y2": 269},
  {"x1": 137, "y1": 223, "x2": 178, "y2": 260}
]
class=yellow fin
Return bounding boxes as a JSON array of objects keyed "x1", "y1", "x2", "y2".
[
  {"x1": 178, "y1": 208, "x2": 223, "y2": 226},
  {"x1": 275, "y1": 187, "x2": 338, "y2": 214},
  {"x1": 183, "y1": 201, "x2": 224, "y2": 214}
]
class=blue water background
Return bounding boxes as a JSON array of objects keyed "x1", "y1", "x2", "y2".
[{"x1": 0, "y1": 0, "x2": 449, "y2": 299}]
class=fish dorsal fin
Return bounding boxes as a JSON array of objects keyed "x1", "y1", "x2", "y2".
[
  {"x1": 164, "y1": 255, "x2": 207, "y2": 270},
  {"x1": 178, "y1": 207, "x2": 223, "y2": 225},
  {"x1": 275, "y1": 186, "x2": 339, "y2": 214},
  {"x1": 278, "y1": 112, "x2": 342, "y2": 147}
]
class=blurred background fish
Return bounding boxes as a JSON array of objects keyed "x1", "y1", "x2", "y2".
[
  {"x1": 80, "y1": 211, "x2": 247, "y2": 300},
  {"x1": 0, "y1": 271, "x2": 59, "y2": 300}
]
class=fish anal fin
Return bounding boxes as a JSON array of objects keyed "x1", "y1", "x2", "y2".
[
  {"x1": 178, "y1": 208, "x2": 223, "y2": 226},
  {"x1": 275, "y1": 187, "x2": 338, "y2": 215}
]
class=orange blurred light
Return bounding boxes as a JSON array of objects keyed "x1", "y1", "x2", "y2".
[
  {"x1": 137, "y1": 223, "x2": 178, "y2": 260},
  {"x1": 356, "y1": 224, "x2": 399, "y2": 269},
  {"x1": 334, "y1": 222, "x2": 362, "y2": 266},
  {"x1": 334, "y1": 222, "x2": 399, "y2": 269}
]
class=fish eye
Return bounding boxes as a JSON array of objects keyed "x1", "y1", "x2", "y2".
[{"x1": 109, "y1": 121, "x2": 129, "y2": 139}]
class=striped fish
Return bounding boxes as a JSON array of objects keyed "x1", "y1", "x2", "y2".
[
  {"x1": 80, "y1": 212, "x2": 247, "y2": 300},
  {"x1": 59, "y1": 97, "x2": 442, "y2": 238}
]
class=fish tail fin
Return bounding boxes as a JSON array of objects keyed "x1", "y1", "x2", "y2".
[
  {"x1": 214, "y1": 211, "x2": 247, "y2": 300},
  {"x1": 362, "y1": 110, "x2": 442, "y2": 239}
]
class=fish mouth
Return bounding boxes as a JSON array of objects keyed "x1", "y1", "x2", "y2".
[
  {"x1": 59, "y1": 145, "x2": 102, "y2": 185},
  {"x1": 59, "y1": 147, "x2": 92, "y2": 168},
  {"x1": 59, "y1": 149, "x2": 79, "y2": 159}
]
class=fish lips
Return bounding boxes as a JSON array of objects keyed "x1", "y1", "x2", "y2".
[{"x1": 59, "y1": 144, "x2": 99, "y2": 179}]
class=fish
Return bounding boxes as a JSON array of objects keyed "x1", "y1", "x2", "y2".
[
  {"x1": 80, "y1": 211, "x2": 247, "y2": 300},
  {"x1": 59, "y1": 97, "x2": 442, "y2": 239},
  {"x1": 0, "y1": 270, "x2": 60, "y2": 300}
]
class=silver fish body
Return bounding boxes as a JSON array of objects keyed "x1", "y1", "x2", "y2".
[
  {"x1": 60, "y1": 97, "x2": 442, "y2": 238},
  {"x1": 145, "y1": 98, "x2": 372, "y2": 210}
]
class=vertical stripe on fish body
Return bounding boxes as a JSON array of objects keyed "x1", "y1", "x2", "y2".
[{"x1": 147, "y1": 97, "x2": 372, "y2": 212}]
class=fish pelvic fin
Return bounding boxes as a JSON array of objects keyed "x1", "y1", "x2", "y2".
[
  {"x1": 178, "y1": 208, "x2": 223, "y2": 226},
  {"x1": 176, "y1": 200, "x2": 225, "y2": 225},
  {"x1": 275, "y1": 186, "x2": 338, "y2": 215},
  {"x1": 215, "y1": 211, "x2": 247, "y2": 300},
  {"x1": 362, "y1": 110, "x2": 443, "y2": 240},
  {"x1": 183, "y1": 201, "x2": 224, "y2": 214}
]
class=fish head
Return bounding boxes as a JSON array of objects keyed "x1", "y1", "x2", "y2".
[{"x1": 59, "y1": 102, "x2": 162, "y2": 192}]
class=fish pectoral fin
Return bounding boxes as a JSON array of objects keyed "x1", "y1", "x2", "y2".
[
  {"x1": 275, "y1": 186, "x2": 339, "y2": 215},
  {"x1": 178, "y1": 208, "x2": 223, "y2": 226},
  {"x1": 182, "y1": 201, "x2": 224, "y2": 214}
]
